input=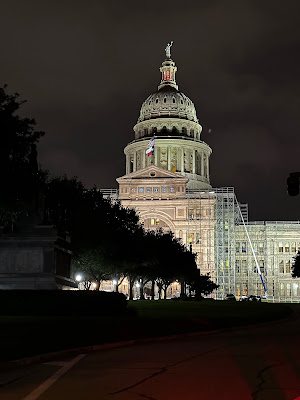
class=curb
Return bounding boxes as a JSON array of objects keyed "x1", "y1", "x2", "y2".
[{"x1": 0, "y1": 309, "x2": 295, "y2": 372}]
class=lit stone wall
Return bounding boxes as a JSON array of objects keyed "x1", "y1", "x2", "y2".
[
  {"x1": 235, "y1": 223, "x2": 300, "y2": 300},
  {"x1": 117, "y1": 166, "x2": 215, "y2": 278},
  {"x1": 124, "y1": 138, "x2": 211, "y2": 190}
]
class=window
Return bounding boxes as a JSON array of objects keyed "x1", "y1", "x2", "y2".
[
  {"x1": 138, "y1": 187, "x2": 144, "y2": 193},
  {"x1": 131, "y1": 187, "x2": 136, "y2": 192},
  {"x1": 236, "y1": 260, "x2": 240, "y2": 273},
  {"x1": 279, "y1": 261, "x2": 284, "y2": 273},
  {"x1": 242, "y1": 260, "x2": 247, "y2": 270},
  {"x1": 287, "y1": 283, "x2": 291, "y2": 296},
  {"x1": 258, "y1": 242, "x2": 264, "y2": 254},
  {"x1": 170, "y1": 187, "x2": 175, "y2": 192},
  {"x1": 279, "y1": 242, "x2": 283, "y2": 253},
  {"x1": 286, "y1": 260, "x2": 291, "y2": 274},
  {"x1": 155, "y1": 98, "x2": 159, "y2": 104},
  {"x1": 154, "y1": 187, "x2": 159, "y2": 193},
  {"x1": 241, "y1": 242, "x2": 247, "y2": 253},
  {"x1": 280, "y1": 283, "x2": 284, "y2": 297},
  {"x1": 292, "y1": 242, "x2": 296, "y2": 253},
  {"x1": 259, "y1": 260, "x2": 264, "y2": 273},
  {"x1": 285, "y1": 243, "x2": 290, "y2": 253},
  {"x1": 151, "y1": 219, "x2": 155, "y2": 226},
  {"x1": 146, "y1": 187, "x2": 152, "y2": 193},
  {"x1": 162, "y1": 187, "x2": 167, "y2": 193},
  {"x1": 188, "y1": 209, "x2": 194, "y2": 220},
  {"x1": 164, "y1": 97, "x2": 167, "y2": 103},
  {"x1": 293, "y1": 283, "x2": 298, "y2": 296},
  {"x1": 189, "y1": 233, "x2": 194, "y2": 243},
  {"x1": 236, "y1": 242, "x2": 240, "y2": 253},
  {"x1": 172, "y1": 97, "x2": 176, "y2": 103}
]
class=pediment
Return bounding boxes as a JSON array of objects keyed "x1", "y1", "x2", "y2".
[{"x1": 117, "y1": 166, "x2": 188, "y2": 182}]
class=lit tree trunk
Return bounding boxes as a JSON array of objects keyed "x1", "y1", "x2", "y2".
[
  {"x1": 129, "y1": 278, "x2": 134, "y2": 300},
  {"x1": 180, "y1": 280, "x2": 186, "y2": 297},
  {"x1": 151, "y1": 280, "x2": 155, "y2": 300},
  {"x1": 139, "y1": 282, "x2": 144, "y2": 300}
]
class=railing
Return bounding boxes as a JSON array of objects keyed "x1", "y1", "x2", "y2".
[
  {"x1": 245, "y1": 221, "x2": 300, "y2": 226},
  {"x1": 126, "y1": 136, "x2": 210, "y2": 147},
  {"x1": 99, "y1": 189, "x2": 119, "y2": 197}
]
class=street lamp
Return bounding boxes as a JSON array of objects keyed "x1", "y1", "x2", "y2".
[{"x1": 75, "y1": 274, "x2": 82, "y2": 291}]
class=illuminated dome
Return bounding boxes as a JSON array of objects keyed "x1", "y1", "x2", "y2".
[
  {"x1": 134, "y1": 52, "x2": 202, "y2": 140},
  {"x1": 124, "y1": 43, "x2": 212, "y2": 190},
  {"x1": 138, "y1": 86, "x2": 198, "y2": 124}
]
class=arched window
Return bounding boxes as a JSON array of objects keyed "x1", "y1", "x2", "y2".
[
  {"x1": 181, "y1": 127, "x2": 187, "y2": 135},
  {"x1": 172, "y1": 97, "x2": 176, "y2": 103},
  {"x1": 279, "y1": 261, "x2": 284, "y2": 273},
  {"x1": 161, "y1": 126, "x2": 168, "y2": 135},
  {"x1": 152, "y1": 127, "x2": 157, "y2": 135},
  {"x1": 155, "y1": 98, "x2": 159, "y2": 104},
  {"x1": 172, "y1": 126, "x2": 178, "y2": 135},
  {"x1": 164, "y1": 97, "x2": 167, "y2": 103}
]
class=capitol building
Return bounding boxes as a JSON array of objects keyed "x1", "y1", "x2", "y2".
[{"x1": 102, "y1": 44, "x2": 300, "y2": 301}]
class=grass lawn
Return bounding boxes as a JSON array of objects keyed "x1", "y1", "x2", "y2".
[{"x1": 0, "y1": 300, "x2": 293, "y2": 362}]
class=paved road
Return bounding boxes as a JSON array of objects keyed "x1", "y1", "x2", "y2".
[{"x1": 2, "y1": 308, "x2": 300, "y2": 400}]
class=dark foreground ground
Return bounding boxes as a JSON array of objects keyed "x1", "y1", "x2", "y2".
[{"x1": 0, "y1": 300, "x2": 292, "y2": 362}]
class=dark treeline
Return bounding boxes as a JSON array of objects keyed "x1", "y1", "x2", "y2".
[{"x1": 0, "y1": 85, "x2": 218, "y2": 299}]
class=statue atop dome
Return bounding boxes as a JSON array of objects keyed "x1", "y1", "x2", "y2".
[{"x1": 165, "y1": 41, "x2": 173, "y2": 58}]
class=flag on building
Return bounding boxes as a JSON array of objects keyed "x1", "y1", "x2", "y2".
[{"x1": 146, "y1": 136, "x2": 155, "y2": 156}]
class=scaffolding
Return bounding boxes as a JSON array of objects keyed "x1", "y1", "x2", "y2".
[
  {"x1": 187, "y1": 187, "x2": 239, "y2": 299},
  {"x1": 235, "y1": 221, "x2": 300, "y2": 302}
]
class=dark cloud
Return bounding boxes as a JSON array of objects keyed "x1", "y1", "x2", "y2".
[{"x1": 0, "y1": 0, "x2": 300, "y2": 220}]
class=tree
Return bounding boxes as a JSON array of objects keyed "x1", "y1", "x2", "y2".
[
  {"x1": 292, "y1": 251, "x2": 300, "y2": 277},
  {"x1": 187, "y1": 273, "x2": 219, "y2": 299},
  {"x1": 0, "y1": 85, "x2": 45, "y2": 230},
  {"x1": 74, "y1": 248, "x2": 114, "y2": 290}
]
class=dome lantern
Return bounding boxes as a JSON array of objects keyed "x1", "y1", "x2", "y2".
[{"x1": 158, "y1": 41, "x2": 178, "y2": 91}]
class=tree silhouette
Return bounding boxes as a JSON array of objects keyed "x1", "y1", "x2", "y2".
[
  {"x1": 0, "y1": 85, "x2": 45, "y2": 230},
  {"x1": 292, "y1": 251, "x2": 300, "y2": 277}
]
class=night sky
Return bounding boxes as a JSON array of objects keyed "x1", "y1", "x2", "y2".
[{"x1": 1, "y1": 0, "x2": 300, "y2": 221}]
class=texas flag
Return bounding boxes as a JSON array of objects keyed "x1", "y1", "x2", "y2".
[{"x1": 146, "y1": 136, "x2": 155, "y2": 156}]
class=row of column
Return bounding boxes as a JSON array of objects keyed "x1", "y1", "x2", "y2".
[{"x1": 126, "y1": 147, "x2": 209, "y2": 178}]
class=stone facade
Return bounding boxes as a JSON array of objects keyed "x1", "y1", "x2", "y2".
[{"x1": 0, "y1": 224, "x2": 76, "y2": 290}]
